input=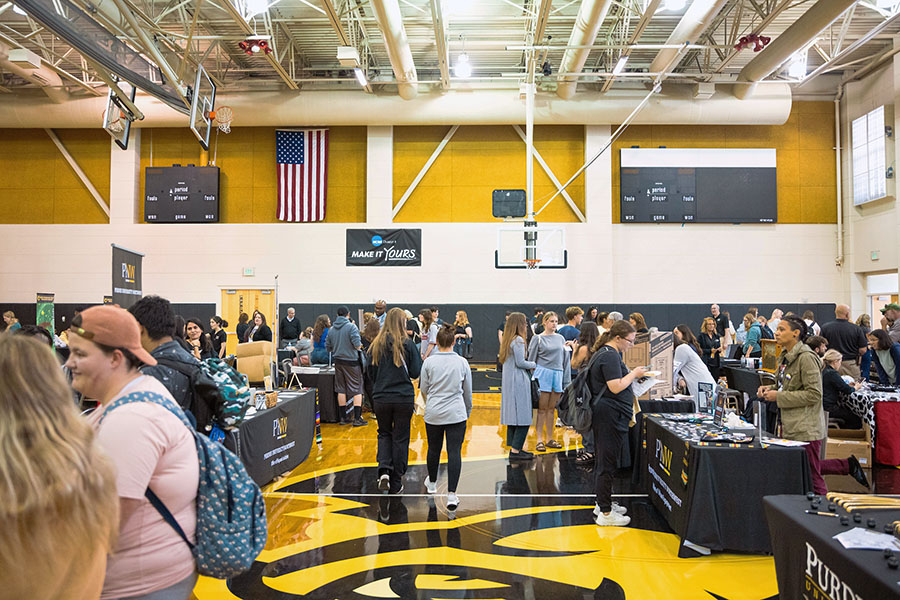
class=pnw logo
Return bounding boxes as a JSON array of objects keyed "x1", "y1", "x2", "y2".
[
  {"x1": 121, "y1": 262, "x2": 137, "y2": 284},
  {"x1": 273, "y1": 416, "x2": 288, "y2": 440}
]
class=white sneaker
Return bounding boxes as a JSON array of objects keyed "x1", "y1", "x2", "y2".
[
  {"x1": 378, "y1": 474, "x2": 390, "y2": 493},
  {"x1": 596, "y1": 511, "x2": 631, "y2": 527},
  {"x1": 594, "y1": 502, "x2": 627, "y2": 516},
  {"x1": 447, "y1": 492, "x2": 459, "y2": 511},
  {"x1": 424, "y1": 477, "x2": 437, "y2": 494}
]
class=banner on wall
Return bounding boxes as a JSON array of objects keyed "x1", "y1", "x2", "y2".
[
  {"x1": 111, "y1": 244, "x2": 144, "y2": 309},
  {"x1": 36, "y1": 293, "x2": 55, "y2": 336},
  {"x1": 346, "y1": 229, "x2": 421, "y2": 267}
]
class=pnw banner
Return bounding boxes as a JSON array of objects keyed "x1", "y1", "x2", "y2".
[
  {"x1": 36, "y1": 293, "x2": 55, "y2": 336},
  {"x1": 111, "y1": 244, "x2": 144, "y2": 308},
  {"x1": 346, "y1": 229, "x2": 422, "y2": 267}
]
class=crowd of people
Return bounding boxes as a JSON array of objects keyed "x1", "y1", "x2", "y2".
[{"x1": 1, "y1": 293, "x2": 893, "y2": 600}]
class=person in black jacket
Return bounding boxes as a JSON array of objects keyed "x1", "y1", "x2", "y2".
[
  {"x1": 244, "y1": 311, "x2": 273, "y2": 343},
  {"x1": 821, "y1": 349, "x2": 862, "y2": 429},
  {"x1": 279, "y1": 307, "x2": 302, "y2": 347},
  {"x1": 367, "y1": 307, "x2": 422, "y2": 494}
]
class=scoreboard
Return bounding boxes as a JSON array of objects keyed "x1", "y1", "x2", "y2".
[
  {"x1": 144, "y1": 165, "x2": 219, "y2": 223},
  {"x1": 620, "y1": 148, "x2": 777, "y2": 224}
]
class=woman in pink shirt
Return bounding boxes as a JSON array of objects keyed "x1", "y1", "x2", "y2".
[{"x1": 66, "y1": 305, "x2": 199, "y2": 600}]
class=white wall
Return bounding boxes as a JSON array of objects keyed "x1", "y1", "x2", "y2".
[
  {"x1": 0, "y1": 125, "x2": 846, "y2": 307},
  {"x1": 842, "y1": 46, "x2": 900, "y2": 316}
]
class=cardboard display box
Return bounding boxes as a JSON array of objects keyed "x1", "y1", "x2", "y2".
[
  {"x1": 825, "y1": 424, "x2": 872, "y2": 468},
  {"x1": 624, "y1": 331, "x2": 674, "y2": 401}
]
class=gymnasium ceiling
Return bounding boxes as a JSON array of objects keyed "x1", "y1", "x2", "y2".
[{"x1": 0, "y1": 0, "x2": 898, "y2": 104}]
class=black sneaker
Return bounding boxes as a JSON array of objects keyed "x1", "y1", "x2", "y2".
[
  {"x1": 339, "y1": 413, "x2": 352, "y2": 425},
  {"x1": 848, "y1": 455, "x2": 870, "y2": 489},
  {"x1": 509, "y1": 450, "x2": 534, "y2": 460},
  {"x1": 352, "y1": 417, "x2": 368, "y2": 427}
]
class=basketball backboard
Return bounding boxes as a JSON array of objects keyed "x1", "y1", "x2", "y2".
[
  {"x1": 103, "y1": 79, "x2": 136, "y2": 150},
  {"x1": 190, "y1": 65, "x2": 216, "y2": 150},
  {"x1": 495, "y1": 225, "x2": 567, "y2": 269}
]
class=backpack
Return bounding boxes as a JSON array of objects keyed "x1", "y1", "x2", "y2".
[
  {"x1": 101, "y1": 390, "x2": 267, "y2": 579},
  {"x1": 157, "y1": 357, "x2": 251, "y2": 430},
  {"x1": 557, "y1": 348, "x2": 609, "y2": 434}
]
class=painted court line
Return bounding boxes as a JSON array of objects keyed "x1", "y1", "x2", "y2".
[{"x1": 276, "y1": 493, "x2": 651, "y2": 498}]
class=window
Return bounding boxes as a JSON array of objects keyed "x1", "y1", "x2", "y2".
[{"x1": 852, "y1": 105, "x2": 887, "y2": 205}]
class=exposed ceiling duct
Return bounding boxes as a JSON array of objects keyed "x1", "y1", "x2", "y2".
[
  {"x1": 0, "y1": 84, "x2": 793, "y2": 127},
  {"x1": 556, "y1": 0, "x2": 613, "y2": 99},
  {"x1": 648, "y1": 0, "x2": 729, "y2": 76},
  {"x1": 0, "y1": 43, "x2": 69, "y2": 103},
  {"x1": 370, "y1": 0, "x2": 418, "y2": 100},
  {"x1": 734, "y1": 0, "x2": 856, "y2": 100}
]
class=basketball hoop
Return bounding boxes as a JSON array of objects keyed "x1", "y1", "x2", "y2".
[
  {"x1": 211, "y1": 106, "x2": 233, "y2": 134},
  {"x1": 102, "y1": 108, "x2": 125, "y2": 133},
  {"x1": 524, "y1": 258, "x2": 541, "y2": 270}
]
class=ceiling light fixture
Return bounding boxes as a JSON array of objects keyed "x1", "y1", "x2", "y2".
[
  {"x1": 353, "y1": 67, "x2": 367, "y2": 86},
  {"x1": 246, "y1": 0, "x2": 268, "y2": 17},
  {"x1": 663, "y1": 0, "x2": 686, "y2": 10},
  {"x1": 455, "y1": 53, "x2": 472, "y2": 78},
  {"x1": 612, "y1": 56, "x2": 628, "y2": 75},
  {"x1": 12, "y1": 4, "x2": 26, "y2": 15},
  {"x1": 787, "y1": 50, "x2": 808, "y2": 79}
]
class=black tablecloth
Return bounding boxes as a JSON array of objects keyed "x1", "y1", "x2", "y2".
[
  {"x1": 630, "y1": 400, "x2": 695, "y2": 479},
  {"x1": 644, "y1": 415, "x2": 811, "y2": 557},
  {"x1": 224, "y1": 390, "x2": 316, "y2": 486},
  {"x1": 294, "y1": 369, "x2": 339, "y2": 423},
  {"x1": 765, "y1": 495, "x2": 900, "y2": 600}
]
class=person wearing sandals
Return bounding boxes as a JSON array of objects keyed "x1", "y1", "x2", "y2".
[
  {"x1": 528, "y1": 311, "x2": 571, "y2": 453},
  {"x1": 571, "y1": 322, "x2": 600, "y2": 464},
  {"x1": 589, "y1": 319, "x2": 647, "y2": 526},
  {"x1": 419, "y1": 324, "x2": 472, "y2": 511},
  {"x1": 500, "y1": 312, "x2": 537, "y2": 460}
]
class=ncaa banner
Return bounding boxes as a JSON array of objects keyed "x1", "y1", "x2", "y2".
[
  {"x1": 36, "y1": 293, "x2": 55, "y2": 335},
  {"x1": 346, "y1": 229, "x2": 421, "y2": 267},
  {"x1": 111, "y1": 244, "x2": 144, "y2": 308}
]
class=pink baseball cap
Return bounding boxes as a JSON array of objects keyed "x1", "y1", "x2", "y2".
[{"x1": 70, "y1": 305, "x2": 157, "y2": 366}]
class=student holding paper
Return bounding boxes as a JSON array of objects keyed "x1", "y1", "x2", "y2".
[{"x1": 587, "y1": 320, "x2": 646, "y2": 527}]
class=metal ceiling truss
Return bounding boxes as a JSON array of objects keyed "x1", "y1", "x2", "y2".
[{"x1": 2, "y1": 0, "x2": 900, "y2": 101}]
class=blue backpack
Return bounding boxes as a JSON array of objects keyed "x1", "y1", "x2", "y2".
[{"x1": 102, "y1": 390, "x2": 268, "y2": 579}]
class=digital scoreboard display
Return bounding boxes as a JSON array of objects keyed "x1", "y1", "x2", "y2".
[
  {"x1": 144, "y1": 165, "x2": 219, "y2": 223},
  {"x1": 620, "y1": 149, "x2": 776, "y2": 224}
]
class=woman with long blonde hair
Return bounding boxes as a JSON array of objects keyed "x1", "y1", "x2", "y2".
[
  {"x1": 453, "y1": 310, "x2": 473, "y2": 357},
  {"x1": 367, "y1": 307, "x2": 423, "y2": 494},
  {"x1": 0, "y1": 334, "x2": 119, "y2": 599},
  {"x1": 527, "y1": 311, "x2": 571, "y2": 452},
  {"x1": 698, "y1": 316, "x2": 723, "y2": 379},
  {"x1": 500, "y1": 312, "x2": 537, "y2": 459}
]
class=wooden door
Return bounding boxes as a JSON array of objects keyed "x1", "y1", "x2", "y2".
[{"x1": 221, "y1": 288, "x2": 275, "y2": 354}]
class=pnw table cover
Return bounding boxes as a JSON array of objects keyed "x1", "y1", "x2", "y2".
[
  {"x1": 764, "y1": 495, "x2": 900, "y2": 600},
  {"x1": 224, "y1": 390, "x2": 316, "y2": 486},
  {"x1": 644, "y1": 414, "x2": 811, "y2": 556}
]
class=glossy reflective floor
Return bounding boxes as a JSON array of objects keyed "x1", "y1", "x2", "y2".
[{"x1": 192, "y1": 394, "x2": 851, "y2": 600}]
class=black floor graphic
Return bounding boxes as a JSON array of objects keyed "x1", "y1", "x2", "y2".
[{"x1": 222, "y1": 457, "x2": 780, "y2": 600}]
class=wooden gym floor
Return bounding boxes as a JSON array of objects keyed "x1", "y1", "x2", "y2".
[{"x1": 189, "y1": 392, "x2": 801, "y2": 599}]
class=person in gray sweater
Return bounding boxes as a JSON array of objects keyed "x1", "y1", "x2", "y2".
[
  {"x1": 527, "y1": 311, "x2": 571, "y2": 452},
  {"x1": 326, "y1": 306, "x2": 366, "y2": 426},
  {"x1": 500, "y1": 312, "x2": 536, "y2": 459},
  {"x1": 419, "y1": 324, "x2": 472, "y2": 511}
]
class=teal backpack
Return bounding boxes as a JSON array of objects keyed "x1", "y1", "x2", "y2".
[
  {"x1": 101, "y1": 390, "x2": 268, "y2": 579},
  {"x1": 156, "y1": 357, "x2": 251, "y2": 429}
]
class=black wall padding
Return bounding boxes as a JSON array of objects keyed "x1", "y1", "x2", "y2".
[
  {"x1": 0, "y1": 300, "x2": 837, "y2": 361},
  {"x1": 276, "y1": 302, "x2": 838, "y2": 363},
  {"x1": 0, "y1": 302, "x2": 216, "y2": 334}
]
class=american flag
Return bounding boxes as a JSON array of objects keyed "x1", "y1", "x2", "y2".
[{"x1": 276, "y1": 129, "x2": 329, "y2": 222}]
